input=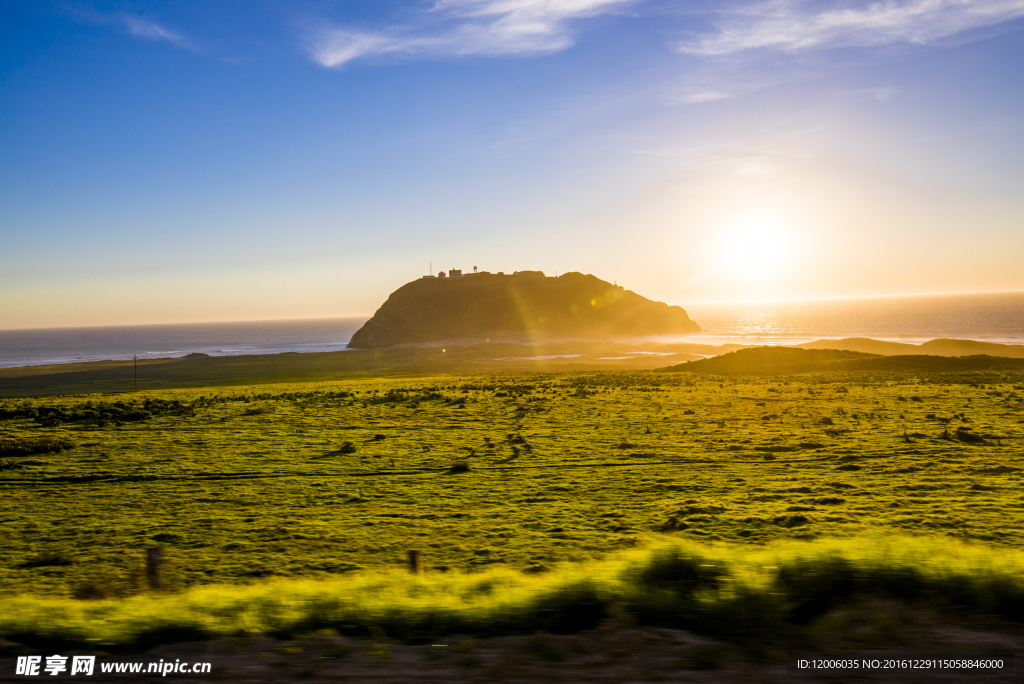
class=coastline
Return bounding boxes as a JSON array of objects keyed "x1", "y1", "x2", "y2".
[
  {"x1": 2, "y1": 334, "x2": 1024, "y2": 398},
  {"x1": 2, "y1": 289, "x2": 1022, "y2": 370}
]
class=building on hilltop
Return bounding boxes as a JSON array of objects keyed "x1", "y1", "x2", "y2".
[
  {"x1": 422, "y1": 265, "x2": 499, "y2": 278},
  {"x1": 423, "y1": 267, "x2": 549, "y2": 278}
]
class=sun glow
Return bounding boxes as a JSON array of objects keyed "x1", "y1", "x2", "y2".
[{"x1": 718, "y1": 214, "x2": 795, "y2": 281}]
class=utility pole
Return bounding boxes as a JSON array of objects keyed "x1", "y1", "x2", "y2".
[{"x1": 134, "y1": 354, "x2": 138, "y2": 392}]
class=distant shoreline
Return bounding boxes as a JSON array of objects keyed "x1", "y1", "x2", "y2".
[
  {"x1": 2, "y1": 288, "x2": 1021, "y2": 370},
  {"x1": 2, "y1": 334, "x2": 1024, "y2": 398},
  {"x1": 3, "y1": 333, "x2": 1024, "y2": 373}
]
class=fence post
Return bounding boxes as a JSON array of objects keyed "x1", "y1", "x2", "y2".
[
  {"x1": 407, "y1": 549, "x2": 421, "y2": 574},
  {"x1": 146, "y1": 546, "x2": 164, "y2": 589}
]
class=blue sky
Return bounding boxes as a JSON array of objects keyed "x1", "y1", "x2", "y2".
[{"x1": 2, "y1": 0, "x2": 1023, "y2": 328}]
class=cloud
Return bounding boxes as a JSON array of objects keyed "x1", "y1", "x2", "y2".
[
  {"x1": 308, "y1": 0, "x2": 635, "y2": 68},
  {"x1": 122, "y1": 15, "x2": 191, "y2": 48},
  {"x1": 64, "y1": 5, "x2": 197, "y2": 51},
  {"x1": 677, "y1": 90, "x2": 735, "y2": 103},
  {"x1": 677, "y1": 0, "x2": 1024, "y2": 56}
]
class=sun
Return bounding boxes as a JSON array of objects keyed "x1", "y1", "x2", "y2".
[{"x1": 719, "y1": 215, "x2": 794, "y2": 281}]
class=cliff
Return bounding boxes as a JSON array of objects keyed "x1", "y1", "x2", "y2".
[{"x1": 347, "y1": 271, "x2": 701, "y2": 348}]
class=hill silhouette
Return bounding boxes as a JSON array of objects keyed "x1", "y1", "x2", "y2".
[
  {"x1": 660, "y1": 347, "x2": 876, "y2": 375},
  {"x1": 348, "y1": 271, "x2": 700, "y2": 348},
  {"x1": 796, "y1": 337, "x2": 1024, "y2": 358},
  {"x1": 660, "y1": 346, "x2": 1024, "y2": 375}
]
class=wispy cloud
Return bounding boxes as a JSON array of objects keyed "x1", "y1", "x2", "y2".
[
  {"x1": 308, "y1": 0, "x2": 635, "y2": 68},
  {"x1": 65, "y1": 6, "x2": 196, "y2": 52},
  {"x1": 122, "y1": 15, "x2": 191, "y2": 48},
  {"x1": 677, "y1": 0, "x2": 1024, "y2": 56}
]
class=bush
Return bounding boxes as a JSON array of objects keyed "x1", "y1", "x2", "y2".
[
  {"x1": 624, "y1": 547, "x2": 724, "y2": 596},
  {"x1": 72, "y1": 580, "x2": 108, "y2": 601},
  {"x1": 20, "y1": 551, "x2": 77, "y2": 568},
  {"x1": 523, "y1": 581, "x2": 607, "y2": 633},
  {"x1": 0, "y1": 437, "x2": 76, "y2": 457},
  {"x1": 3, "y1": 536, "x2": 1024, "y2": 650}
]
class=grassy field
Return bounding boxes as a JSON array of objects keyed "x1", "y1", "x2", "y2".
[
  {"x1": 3, "y1": 535, "x2": 1024, "y2": 652},
  {"x1": 0, "y1": 341, "x2": 716, "y2": 397},
  {"x1": 2, "y1": 367, "x2": 1023, "y2": 609}
]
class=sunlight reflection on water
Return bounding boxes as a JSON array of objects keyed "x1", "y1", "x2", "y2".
[{"x1": 653, "y1": 291, "x2": 1024, "y2": 347}]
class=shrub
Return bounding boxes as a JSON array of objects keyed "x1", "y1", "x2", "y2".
[
  {"x1": 624, "y1": 547, "x2": 723, "y2": 596},
  {"x1": 3, "y1": 536, "x2": 1024, "y2": 649},
  {"x1": 0, "y1": 437, "x2": 77, "y2": 457},
  {"x1": 72, "y1": 580, "x2": 108, "y2": 601},
  {"x1": 20, "y1": 550, "x2": 77, "y2": 568},
  {"x1": 523, "y1": 581, "x2": 606, "y2": 633},
  {"x1": 772, "y1": 514, "x2": 812, "y2": 528},
  {"x1": 774, "y1": 555, "x2": 856, "y2": 623},
  {"x1": 956, "y1": 427, "x2": 986, "y2": 443}
]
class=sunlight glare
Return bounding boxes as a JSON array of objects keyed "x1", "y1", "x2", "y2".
[{"x1": 720, "y1": 214, "x2": 794, "y2": 281}]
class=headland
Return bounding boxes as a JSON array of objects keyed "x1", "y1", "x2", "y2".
[{"x1": 347, "y1": 270, "x2": 701, "y2": 348}]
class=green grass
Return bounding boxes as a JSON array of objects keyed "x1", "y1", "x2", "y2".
[
  {"x1": 0, "y1": 369, "x2": 1022, "y2": 599},
  {"x1": 0, "y1": 342, "x2": 710, "y2": 397},
  {"x1": 1, "y1": 535, "x2": 1023, "y2": 651},
  {"x1": 0, "y1": 367, "x2": 1023, "y2": 650}
]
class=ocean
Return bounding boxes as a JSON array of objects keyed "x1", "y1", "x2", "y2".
[
  {"x1": 675, "y1": 291, "x2": 1024, "y2": 348},
  {"x1": 0, "y1": 318, "x2": 367, "y2": 369},
  {"x1": 1, "y1": 292, "x2": 1022, "y2": 369}
]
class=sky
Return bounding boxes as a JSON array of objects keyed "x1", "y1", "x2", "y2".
[{"x1": 2, "y1": 0, "x2": 1023, "y2": 329}]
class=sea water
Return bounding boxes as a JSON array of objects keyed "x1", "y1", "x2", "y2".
[
  {"x1": 674, "y1": 291, "x2": 1024, "y2": 348},
  {"x1": 0, "y1": 318, "x2": 367, "y2": 369},
  {"x1": 1, "y1": 292, "x2": 1022, "y2": 369}
]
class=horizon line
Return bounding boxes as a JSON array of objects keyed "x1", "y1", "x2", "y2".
[
  {"x1": 676, "y1": 288, "x2": 1024, "y2": 307},
  {"x1": 0, "y1": 315, "x2": 372, "y2": 333},
  {"x1": 3, "y1": 287, "x2": 1023, "y2": 332}
]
